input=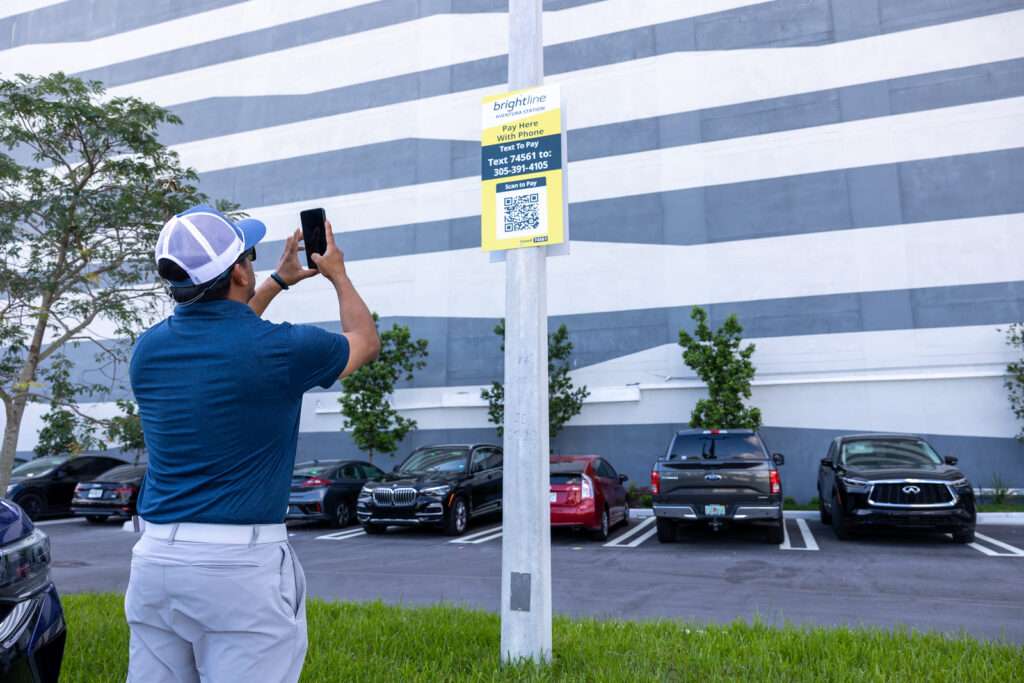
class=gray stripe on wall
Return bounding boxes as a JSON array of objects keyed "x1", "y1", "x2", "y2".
[
  {"x1": 69, "y1": 279, "x2": 1024, "y2": 400},
  {"x1": 292, "y1": 423, "x2": 1024, "y2": 501},
  {"x1": 250, "y1": 147, "x2": 1024, "y2": 269},
  {"x1": 150, "y1": 3, "x2": 1024, "y2": 146}
]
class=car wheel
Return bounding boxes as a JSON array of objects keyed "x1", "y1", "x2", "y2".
[
  {"x1": 362, "y1": 522, "x2": 386, "y2": 535},
  {"x1": 15, "y1": 493, "x2": 45, "y2": 520},
  {"x1": 85, "y1": 515, "x2": 107, "y2": 524},
  {"x1": 331, "y1": 501, "x2": 352, "y2": 529},
  {"x1": 656, "y1": 517, "x2": 675, "y2": 543},
  {"x1": 444, "y1": 497, "x2": 469, "y2": 536},
  {"x1": 831, "y1": 491, "x2": 852, "y2": 541},
  {"x1": 952, "y1": 528, "x2": 975, "y2": 544},
  {"x1": 766, "y1": 517, "x2": 785, "y2": 544},
  {"x1": 818, "y1": 496, "x2": 832, "y2": 525},
  {"x1": 591, "y1": 508, "x2": 610, "y2": 541}
]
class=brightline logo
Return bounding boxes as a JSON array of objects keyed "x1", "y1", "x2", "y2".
[{"x1": 493, "y1": 93, "x2": 547, "y2": 114}]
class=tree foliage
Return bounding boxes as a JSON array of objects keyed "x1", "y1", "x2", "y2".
[
  {"x1": 0, "y1": 72, "x2": 231, "y2": 490},
  {"x1": 339, "y1": 315, "x2": 429, "y2": 462},
  {"x1": 1005, "y1": 323, "x2": 1024, "y2": 442},
  {"x1": 481, "y1": 321, "x2": 590, "y2": 439},
  {"x1": 106, "y1": 399, "x2": 146, "y2": 464},
  {"x1": 677, "y1": 307, "x2": 761, "y2": 430}
]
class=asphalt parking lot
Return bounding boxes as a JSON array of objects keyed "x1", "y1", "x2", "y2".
[{"x1": 38, "y1": 514, "x2": 1024, "y2": 643}]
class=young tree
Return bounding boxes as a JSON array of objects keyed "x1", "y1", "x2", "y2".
[
  {"x1": 339, "y1": 315, "x2": 429, "y2": 462},
  {"x1": 1005, "y1": 323, "x2": 1024, "y2": 442},
  {"x1": 0, "y1": 73, "x2": 232, "y2": 491},
  {"x1": 677, "y1": 306, "x2": 761, "y2": 430},
  {"x1": 481, "y1": 321, "x2": 590, "y2": 438}
]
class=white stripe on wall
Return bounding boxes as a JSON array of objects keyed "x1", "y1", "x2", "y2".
[
  {"x1": 244, "y1": 95, "x2": 1024, "y2": 243},
  {"x1": 251, "y1": 213, "x2": 1024, "y2": 322},
  {"x1": 173, "y1": 10, "x2": 1024, "y2": 174},
  {"x1": 0, "y1": 0, "x2": 66, "y2": 21},
  {"x1": 100, "y1": 0, "x2": 765, "y2": 108}
]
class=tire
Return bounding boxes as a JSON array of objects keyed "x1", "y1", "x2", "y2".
[
  {"x1": 85, "y1": 515, "x2": 108, "y2": 524},
  {"x1": 952, "y1": 528, "x2": 975, "y2": 544},
  {"x1": 656, "y1": 517, "x2": 675, "y2": 543},
  {"x1": 14, "y1": 493, "x2": 45, "y2": 520},
  {"x1": 330, "y1": 501, "x2": 352, "y2": 529},
  {"x1": 818, "y1": 496, "x2": 832, "y2": 525},
  {"x1": 591, "y1": 508, "x2": 610, "y2": 541},
  {"x1": 831, "y1": 491, "x2": 852, "y2": 541},
  {"x1": 766, "y1": 518, "x2": 785, "y2": 544},
  {"x1": 444, "y1": 497, "x2": 469, "y2": 536}
]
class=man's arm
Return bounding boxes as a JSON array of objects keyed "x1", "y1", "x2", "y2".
[{"x1": 310, "y1": 220, "x2": 380, "y2": 377}]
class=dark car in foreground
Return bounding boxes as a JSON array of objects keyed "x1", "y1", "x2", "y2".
[
  {"x1": 549, "y1": 455, "x2": 629, "y2": 540},
  {"x1": 286, "y1": 459, "x2": 385, "y2": 528},
  {"x1": 5, "y1": 455, "x2": 126, "y2": 520},
  {"x1": 818, "y1": 434, "x2": 976, "y2": 542},
  {"x1": 357, "y1": 444, "x2": 502, "y2": 536},
  {"x1": 0, "y1": 499, "x2": 66, "y2": 682},
  {"x1": 652, "y1": 429, "x2": 785, "y2": 544},
  {"x1": 71, "y1": 464, "x2": 146, "y2": 523}
]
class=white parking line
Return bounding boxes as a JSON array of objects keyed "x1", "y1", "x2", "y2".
[
  {"x1": 623, "y1": 526, "x2": 659, "y2": 548},
  {"x1": 603, "y1": 516, "x2": 656, "y2": 547},
  {"x1": 449, "y1": 525, "x2": 503, "y2": 544},
  {"x1": 315, "y1": 528, "x2": 367, "y2": 541},
  {"x1": 969, "y1": 532, "x2": 1024, "y2": 557},
  {"x1": 780, "y1": 518, "x2": 819, "y2": 551}
]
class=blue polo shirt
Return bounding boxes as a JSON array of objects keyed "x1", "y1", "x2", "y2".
[{"x1": 129, "y1": 300, "x2": 350, "y2": 524}]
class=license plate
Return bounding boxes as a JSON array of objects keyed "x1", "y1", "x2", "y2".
[
  {"x1": 549, "y1": 492, "x2": 558, "y2": 503},
  {"x1": 704, "y1": 504, "x2": 726, "y2": 517},
  {"x1": 88, "y1": 488, "x2": 103, "y2": 499}
]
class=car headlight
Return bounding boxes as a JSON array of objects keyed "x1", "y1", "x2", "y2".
[
  {"x1": 841, "y1": 477, "x2": 871, "y2": 492},
  {"x1": 357, "y1": 485, "x2": 373, "y2": 501},
  {"x1": 420, "y1": 485, "x2": 451, "y2": 498},
  {"x1": 949, "y1": 478, "x2": 971, "y2": 489},
  {"x1": 0, "y1": 529, "x2": 51, "y2": 600}
]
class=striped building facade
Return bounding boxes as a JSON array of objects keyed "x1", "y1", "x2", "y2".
[{"x1": 2, "y1": 0, "x2": 1023, "y2": 500}]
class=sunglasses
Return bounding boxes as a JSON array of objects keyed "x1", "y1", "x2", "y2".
[{"x1": 240, "y1": 247, "x2": 256, "y2": 263}]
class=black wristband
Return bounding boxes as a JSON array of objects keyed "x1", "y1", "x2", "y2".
[{"x1": 270, "y1": 272, "x2": 289, "y2": 290}]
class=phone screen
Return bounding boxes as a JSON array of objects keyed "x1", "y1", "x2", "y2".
[{"x1": 300, "y1": 208, "x2": 327, "y2": 269}]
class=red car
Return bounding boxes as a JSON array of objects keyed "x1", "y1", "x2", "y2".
[{"x1": 549, "y1": 455, "x2": 630, "y2": 540}]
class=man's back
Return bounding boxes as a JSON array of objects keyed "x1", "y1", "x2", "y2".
[{"x1": 130, "y1": 299, "x2": 348, "y2": 525}]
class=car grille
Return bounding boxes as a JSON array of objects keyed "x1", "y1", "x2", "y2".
[
  {"x1": 372, "y1": 487, "x2": 417, "y2": 507},
  {"x1": 869, "y1": 483, "x2": 954, "y2": 507}
]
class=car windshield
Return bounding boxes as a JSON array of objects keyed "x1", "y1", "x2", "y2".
[
  {"x1": 11, "y1": 456, "x2": 68, "y2": 478},
  {"x1": 293, "y1": 463, "x2": 339, "y2": 478},
  {"x1": 399, "y1": 448, "x2": 468, "y2": 474},
  {"x1": 96, "y1": 465, "x2": 146, "y2": 481},
  {"x1": 841, "y1": 440, "x2": 942, "y2": 468},
  {"x1": 668, "y1": 434, "x2": 767, "y2": 462}
]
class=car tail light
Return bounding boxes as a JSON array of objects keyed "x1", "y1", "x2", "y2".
[
  {"x1": 770, "y1": 470, "x2": 781, "y2": 495},
  {"x1": 651, "y1": 470, "x2": 660, "y2": 495},
  {"x1": 580, "y1": 474, "x2": 594, "y2": 499},
  {"x1": 74, "y1": 483, "x2": 84, "y2": 493},
  {"x1": 114, "y1": 485, "x2": 135, "y2": 500},
  {"x1": 301, "y1": 477, "x2": 331, "y2": 488}
]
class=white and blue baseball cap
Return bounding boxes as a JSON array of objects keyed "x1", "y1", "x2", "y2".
[{"x1": 155, "y1": 204, "x2": 266, "y2": 287}]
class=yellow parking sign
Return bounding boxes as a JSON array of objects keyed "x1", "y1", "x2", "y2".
[{"x1": 481, "y1": 85, "x2": 567, "y2": 251}]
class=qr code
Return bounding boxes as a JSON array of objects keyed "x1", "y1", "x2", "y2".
[{"x1": 502, "y1": 193, "x2": 540, "y2": 233}]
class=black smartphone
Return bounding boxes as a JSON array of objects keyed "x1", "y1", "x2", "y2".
[{"x1": 299, "y1": 207, "x2": 327, "y2": 269}]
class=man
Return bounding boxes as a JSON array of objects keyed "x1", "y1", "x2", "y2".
[{"x1": 125, "y1": 205, "x2": 379, "y2": 682}]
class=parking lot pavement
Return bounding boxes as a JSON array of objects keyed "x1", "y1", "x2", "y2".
[{"x1": 40, "y1": 516, "x2": 1024, "y2": 642}]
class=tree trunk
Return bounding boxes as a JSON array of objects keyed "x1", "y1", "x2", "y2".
[{"x1": 0, "y1": 395, "x2": 29, "y2": 493}]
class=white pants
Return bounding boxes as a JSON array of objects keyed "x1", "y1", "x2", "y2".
[{"x1": 125, "y1": 532, "x2": 307, "y2": 683}]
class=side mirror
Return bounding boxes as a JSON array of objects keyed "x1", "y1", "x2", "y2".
[
  {"x1": 944, "y1": 456, "x2": 958, "y2": 466},
  {"x1": 820, "y1": 457, "x2": 832, "y2": 467},
  {"x1": 772, "y1": 453, "x2": 785, "y2": 466},
  {"x1": 619, "y1": 474, "x2": 629, "y2": 483}
]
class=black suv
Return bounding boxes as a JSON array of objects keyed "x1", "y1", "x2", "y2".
[
  {"x1": 652, "y1": 429, "x2": 785, "y2": 544},
  {"x1": 357, "y1": 444, "x2": 502, "y2": 536},
  {"x1": 817, "y1": 434, "x2": 976, "y2": 542}
]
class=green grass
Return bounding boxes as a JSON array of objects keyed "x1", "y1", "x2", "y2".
[{"x1": 62, "y1": 594, "x2": 1023, "y2": 682}]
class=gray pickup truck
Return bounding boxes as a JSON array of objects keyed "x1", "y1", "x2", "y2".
[{"x1": 652, "y1": 429, "x2": 785, "y2": 543}]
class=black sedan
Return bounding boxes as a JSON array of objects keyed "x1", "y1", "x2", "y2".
[
  {"x1": 5, "y1": 455, "x2": 126, "y2": 520},
  {"x1": 817, "y1": 434, "x2": 976, "y2": 542},
  {"x1": 70, "y1": 464, "x2": 146, "y2": 523},
  {"x1": 286, "y1": 460, "x2": 385, "y2": 528},
  {"x1": 357, "y1": 444, "x2": 503, "y2": 536}
]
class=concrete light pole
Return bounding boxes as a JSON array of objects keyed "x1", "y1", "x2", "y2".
[{"x1": 499, "y1": 0, "x2": 552, "y2": 664}]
